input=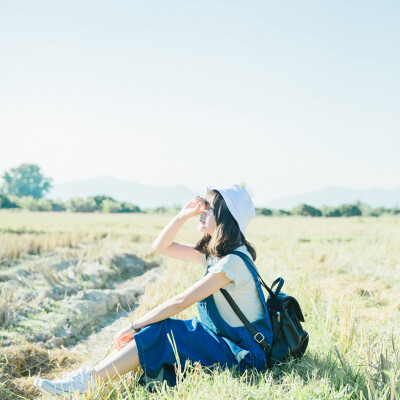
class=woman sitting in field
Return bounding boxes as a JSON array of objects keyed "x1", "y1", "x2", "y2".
[{"x1": 33, "y1": 184, "x2": 273, "y2": 396}]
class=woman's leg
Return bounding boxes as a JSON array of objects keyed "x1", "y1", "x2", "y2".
[
  {"x1": 33, "y1": 338, "x2": 141, "y2": 395},
  {"x1": 98, "y1": 348, "x2": 119, "y2": 366},
  {"x1": 93, "y1": 338, "x2": 141, "y2": 382}
]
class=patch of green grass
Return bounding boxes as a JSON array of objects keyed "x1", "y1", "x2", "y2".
[{"x1": 0, "y1": 380, "x2": 15, "y2": 400}]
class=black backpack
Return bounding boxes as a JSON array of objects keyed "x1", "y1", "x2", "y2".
[{"x1": 220, "y1": 250, "x2": 309, "y2": 368}]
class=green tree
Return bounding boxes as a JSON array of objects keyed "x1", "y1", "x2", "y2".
[
  {"x1": 102, "y1": 199, "x2": 123, "y2": 213},
  {"x1": 291, "y1": 203, "x2": 322, "y2": 217},
  {"x1": 390, "y1": 206, "x2": 400, "y2": 215},
  {"x1": 1, "y1": 164, "x2": 52, "y2": 199},
  {"x1": 15, "y1": 196, "x2": 65, "y2": 211},
  {"x1": 88, "y1": 195, "x2": 116, "y2": 211},
  {"x1": 272, "y1": 209, "x2": 291, "y2": 216},
  {"x1": 18, "y1": 196, "x2": 53, "y2": 211},
  {"x1": 0, "y1": 194, "x2": 18, "y2": 209},
  {"x1": 65, "y1": 197, "x2": 97, "y2": 212},
  {"x1": 369, "y1": 206, "x2": 391, "y2": 217},
  {"x1": 320, "y1": 205, "x2": 341, "y2": 217},
  {"x1": 120, "y1": 202, "x2": 141, "y2": 213},
  {"x1": 256, "y1": 207, "x2": 273, "y2": 216},
  {"x1": 355, "y1": 201, "x2": 374, "y2": 216},
  {"x1": 337, "y1": 203, "x2": 362, "y2": 217}
]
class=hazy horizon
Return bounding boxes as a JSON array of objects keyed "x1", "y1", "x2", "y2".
[
  {"x1": 38, "y1": 175, "x2": 399, "y2": 209},
  {"x1": 50, "y1": 174, "x2": 400, "y2": 202}
]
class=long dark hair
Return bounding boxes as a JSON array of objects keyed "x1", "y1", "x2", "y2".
[{"x1": 194, "y1": 189, "x2": 257, "y2": 261}]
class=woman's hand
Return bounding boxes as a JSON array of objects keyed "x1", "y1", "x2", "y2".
[
  {"x1": 179, "y1": 196, "x2": 206, "y2": 219},
  {"x1": 113, "y1": 324, "x2": 138, "y2": 351}
]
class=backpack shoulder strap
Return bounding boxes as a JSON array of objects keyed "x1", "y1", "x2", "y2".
[
  {"x1": 229, "y1": 250, "x2": 278, "y2": 297},
  {"x1": 220, "y1": 288, "x2": 272, "y2": 355}
]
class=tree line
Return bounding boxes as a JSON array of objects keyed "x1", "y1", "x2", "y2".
[
  {"x1": 1, "y1": 164, "x2": 399, "y2": 216},
  {"x1": 256, "y1": 202, "x2": 400, "y2": 217},
  {"x1": 0, "y1": 193, "x2": 143, "y2": 213}
]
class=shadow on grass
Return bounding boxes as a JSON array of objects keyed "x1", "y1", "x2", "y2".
[{"x1": 229, "y1": 349, "x2": 375, "y2": 399}]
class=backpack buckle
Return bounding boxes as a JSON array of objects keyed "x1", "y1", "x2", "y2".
[{"x1": 254, "y1": 332, "x2": 265, "y2": 343}]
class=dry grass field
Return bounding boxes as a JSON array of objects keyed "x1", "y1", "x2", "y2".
[{"x1": 0, "y1": 210, "x2": 399, "y2": 399}]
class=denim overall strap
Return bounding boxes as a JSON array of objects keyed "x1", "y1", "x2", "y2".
[
  {"x1": 196, "y1": 259, "x2": 273, "y2": 367},
  {"x1": 196, "y1": 264, "x2": 227, "y2": 336}
]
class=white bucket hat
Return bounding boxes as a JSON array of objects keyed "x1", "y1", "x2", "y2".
[{"x1": 206, "y1": 184, "x2": 255, "y2": 237}]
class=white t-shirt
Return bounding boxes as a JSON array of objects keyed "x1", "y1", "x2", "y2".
[{"x1": 198, "y1": 244, "x2": 264, "y2": 327}]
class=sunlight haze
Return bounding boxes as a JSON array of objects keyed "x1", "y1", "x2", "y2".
[{"x1": 1, "y1": 0, "x2": 399, "y2": 206}]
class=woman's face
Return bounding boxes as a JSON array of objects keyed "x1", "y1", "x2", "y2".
[{"x1": 198, "y1": 204, "x2": 216, "y2": 235}]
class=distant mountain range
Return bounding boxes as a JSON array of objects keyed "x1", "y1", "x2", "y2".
[
  {"x1": 263, "y1": 186, "x2": 400, "y2": 209},
  {"x1": 47, "y1": 177, "x2": 400, "y2": 209},
  {"x1": 47, "y1": 176, "x2": 197, "y2": 209}
]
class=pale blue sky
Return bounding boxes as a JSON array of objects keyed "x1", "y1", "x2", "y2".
[{"x1": 1, "y1": 0, "x2": 399, "y2": 206}]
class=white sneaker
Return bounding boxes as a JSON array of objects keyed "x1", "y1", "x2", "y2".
[{"x1": 33, "y1": 366, "x2": 94, "y2": 397}]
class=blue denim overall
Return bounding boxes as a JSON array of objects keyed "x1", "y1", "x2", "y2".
[{"x1": 134, "y1": 256, "x2": 273, "y2": 390}]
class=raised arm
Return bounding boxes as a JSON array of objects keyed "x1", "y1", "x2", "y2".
[{"x1": 151, "y1": 196, "x2": 206, "y2": 264}]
